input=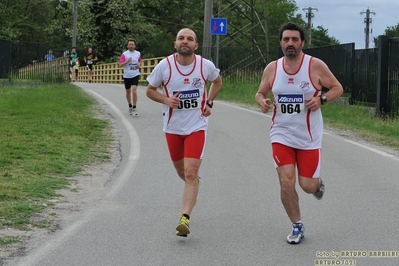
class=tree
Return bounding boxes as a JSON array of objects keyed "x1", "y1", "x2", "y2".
[
  {"x1": 212, "y1": 0, "x2": 301, "y2": 65},
  {"x1": 46, "y1": 1, "x2": 75, "y2": 52},
  {"x1": 383, "y1": 23, "x2": 399, "y2": 37},
  {"x1": 136, "y1": 0, "x2": 206, "y2": 57},
  {"x1": 373, "y1": 23, "x2": 399, "y2": 48},
  {"x1": 0, "y1": 0, "x2": 53, "y2": 42},
  {"x1": 0, "y1": 0, "x2": 344, "y2": 63},
  {"x1": 310, "y1": 26, "x2": 340, "y2": 47},
  {"x1": 85, "y1": 0, "x2": 155, "y2": 61}
]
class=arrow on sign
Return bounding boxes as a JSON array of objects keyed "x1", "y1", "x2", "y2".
[
  {"x1": 213, "y1": 21, "x2": 225, "y2": 32},
  {"x1": 213, "y1": 21, "x2": 218, "y2": 31},
  {"x1": 219, "y1": 21, "x2": 225, "y2": 32},
  {"x1": 210, "y1": 18, "x2": 227, "y2": 35}
]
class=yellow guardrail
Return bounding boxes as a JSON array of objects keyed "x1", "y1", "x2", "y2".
[{"x1": 17, "y1": 56, "x2": 165, "y2": 83}]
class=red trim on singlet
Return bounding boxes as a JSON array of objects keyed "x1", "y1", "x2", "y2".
[
  {"x1": 308, "y1": 56, "x2": 320, "y2": 91},
  {"x1": 164, "y1": 56, "x2": 173, "y2": 86},
  {"x1": 282, "y1": 54, "x2": 305, "y2": 75},
  {"x1": 306, "y1": 111, "x2": 313, "y2": 141},
  {"x1": 162, "y1": 83, "x2": 173, "y2": 126},
  {"x1": 163, "y1": 57, "x2": 173, "y2": 126},
  {"x1": 270, "y1": 60, "x2": 278, "y2": 130},
  {"x1": 270, "y1": 60, "x2": 278, "y2": 129},
  {"x1": 270, "y1": 60, "x2": 278, "y2": 90},
  {"x1": 162, "y1": 54, "x2": 207, "y2": 126},
  {"x1": 306, "y1": 56, "x2": 322, "y2": 141},
  {"x1": 199, "y1": 56, "x2": 207, "y2": 111},
  {"x1": 174, "y1": 53, "x2": 196, "y2": 76}
]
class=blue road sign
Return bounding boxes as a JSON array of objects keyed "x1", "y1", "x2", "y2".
[{"x1": 210, "y1": 18, "x2": 227, "y2": 35}]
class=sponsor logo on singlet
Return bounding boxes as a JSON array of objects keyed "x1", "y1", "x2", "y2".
[
  {"x1": 278, "y1": 94, "x2": 304, "y2": 103},
  {"x1": 173, "y1": 89, "x2": 200, "y2": 99}
]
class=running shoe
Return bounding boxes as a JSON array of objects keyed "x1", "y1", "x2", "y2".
[
  {"x1": 313, "y1": 180, "x2": 325, "y2": 200},
  {"x1": 287, "y1": 222, "x2": 305, "y2": 244},
  {"x1": 132, "y1": 107, "x2": 137, "y2": 116},
  {"x1": 129, "y1": 107, "x2": 133, "y2": 115},
  {"x1": 176, "y1": 215, "x2": 190, "y2": 237}
]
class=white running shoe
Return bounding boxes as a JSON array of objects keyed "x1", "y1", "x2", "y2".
[{"x1": 287, "y1": 223, "x2": 305, "y2": 244}]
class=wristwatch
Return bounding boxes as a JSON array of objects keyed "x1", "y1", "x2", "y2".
[
  {"x1": 320, "y1": 95, "x2": 327, "y2": 105},
  {"x1": 206, "y1": 100, "x2": 213, "y2": 108}
]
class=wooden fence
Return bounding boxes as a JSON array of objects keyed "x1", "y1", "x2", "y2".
[
  {"x1": 17, "y1": 57, "x2": 70, "y2": 81},
  {"x1": 16, "y1": 57, "x2": 165, "y2": 84}
]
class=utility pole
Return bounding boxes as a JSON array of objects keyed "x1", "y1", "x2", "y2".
[
  {"x1": 203, "y1": 0, "x2": 213, "y2": 60},
  {"x1": 64, "y1": 0, "x2": 103, "y2": 48},
  {"x1": 215, "y1": 0, "x2": 222, "y2": 68},
  {"x1": 302, "y1": 6, "x2": 318, "y2": 48},
  {"x1": 262, "y1": 0, "x2": 270, "y2": 62},
  {"x1": 360, "y1": 8, "x2": 376, "y2": 49},
  {"x1": 72, "y1": 0, "x2": 78, "y2": 48},
  {"x1": 61, "y1": 0, "x2": 79, "y2": 48}
]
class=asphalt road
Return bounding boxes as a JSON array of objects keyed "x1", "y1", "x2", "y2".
[{"x1": 7, "y1": 83, "x2": 399, "y2": 266}]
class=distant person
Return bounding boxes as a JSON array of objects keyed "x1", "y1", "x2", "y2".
[
  {"x1": 84, "y1": 47, "x2": 98, "y2": 83},
  {"x1": 119, "y1": 39, "x2": 141, "y2": 115},
  {"x1": 75, "y1": 59, "x2": 80, "y2": 82},
  {"x1": 146, "y1": 28, "x2": 222, "y2": 237},
  {"x1": 45, "y1": 50, "x2": 54, "y2": 62},
  {"x1": 45, "y1": 50, "x2": 54, "y2": 68},
  {"x1": 255, "y1": 22, "x2": 343, "y2": 244},
  {"x1": 70, "y1": 47, "x2": 79, "y2": 82}
]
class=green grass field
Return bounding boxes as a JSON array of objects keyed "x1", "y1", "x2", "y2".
[
  {"x1": 217, "y1": 82, "x2": 399, "y2": 149},
  {"x1": 0, "y1": 84, "x2": 111, "y2": 246}
]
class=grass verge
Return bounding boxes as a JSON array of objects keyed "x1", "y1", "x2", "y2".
[
  {"x1": 217, "y1": 82, "x2": 399, "y2": 151},
  {"x1": 0, "y1": 84, "x2": 111, "y2": 237}
]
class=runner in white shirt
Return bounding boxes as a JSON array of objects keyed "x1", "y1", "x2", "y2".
[
  {"x1": 146, "y1": 28, "x2": 222, "y2": 237},
  {"x1": 255, "y1": 22, "x2": 343, "y2": 244},
  {"x1": 119, "y1": 39, "x2": 141, "y2": 115}
]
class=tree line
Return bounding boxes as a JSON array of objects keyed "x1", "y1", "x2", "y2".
[{"x1": 1, "y1": 0, "x2": 398, "y2": 63}]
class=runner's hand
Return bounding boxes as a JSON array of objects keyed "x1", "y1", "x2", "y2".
[
  {"x1": 168, "y1": 91, "x2": 181, "y2": 109},
  {"x1": 260, "y1": 98, "x2": 271, "y2": 113}
]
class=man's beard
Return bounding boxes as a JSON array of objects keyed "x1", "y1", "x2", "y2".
[
  {"x1": 177, "y1": 47, "x2": 194, "y2": 56},
  {"x1": 284, "y1": 47, "x2": 299, "y2": 59}
]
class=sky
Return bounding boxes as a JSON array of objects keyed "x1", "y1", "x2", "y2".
[{"x1": 294, "y1": 0, "x2": 399, "y2": 49}]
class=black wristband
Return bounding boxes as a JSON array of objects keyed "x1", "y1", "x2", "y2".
[{"x1": 320, "y1": 95, "x2": 327, "y2": 105}]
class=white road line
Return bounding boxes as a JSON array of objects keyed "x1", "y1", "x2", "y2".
[
  {"x1": 217, "y1": 101, "x2": 399, "y2": 162},
  {"x1": 86, "y1": 90, "x2": 141, "y2": 198}
]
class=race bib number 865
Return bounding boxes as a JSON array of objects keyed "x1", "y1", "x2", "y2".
[{"x1": 277, "y1": 94, "x2": 304, "y2": 114}]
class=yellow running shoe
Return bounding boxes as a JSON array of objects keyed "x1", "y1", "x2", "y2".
[{"x1": 176, "y1": 215, "x2": 190, "y2": 237}]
